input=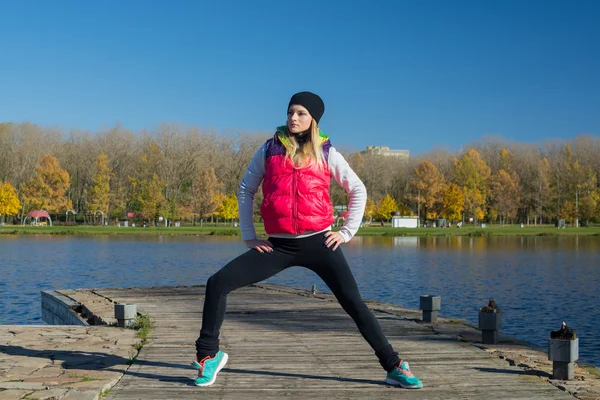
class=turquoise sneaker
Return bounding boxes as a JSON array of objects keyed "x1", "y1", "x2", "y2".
[
  {"x1": 192, "y1": 350, "x2": 228, "y2": 386},
  {"x1": 385, "y1": 360, "x2": 423, "y2": 389}
]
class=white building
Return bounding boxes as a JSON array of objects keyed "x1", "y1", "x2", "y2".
[{"x1": 363, "y1": 146, "x2": 409, "y2": 159}]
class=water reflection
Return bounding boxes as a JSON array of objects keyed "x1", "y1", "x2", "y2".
[{"x1": 0, "y1": 235, "x2": 598, "y2": 367}]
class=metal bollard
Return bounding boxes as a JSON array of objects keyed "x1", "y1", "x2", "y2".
[
  {"x1": 479, "y1": 312, "x2": 502, "y2": 344},
  {"x1": 419, "y1": 295, "x2": 441, "y2": 323},
  {"x1": 548, "y1": 337, "x2": 578, "y2": 380},
  {"x1": 114, "y1": 303, "x2": 137, "y2": 327}
]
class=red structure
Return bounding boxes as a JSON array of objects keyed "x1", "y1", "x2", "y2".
[{"x1": 24, "y1": 210, "x2": 53, "y2": 226}]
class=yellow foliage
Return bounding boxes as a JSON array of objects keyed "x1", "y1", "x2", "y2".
[
  {"x1": 579, "y1": 191, "x2": 599, "y2": 222},
  {"x1": 140, "y1": 173, "x2": 166, "y2": 220},
  {"x1": 475, "y1": 207, "x2": 485, "y2": 221},
  {"x1": 412, "y1": 160, "x2": 445, "y2": 219},
  {"x1": 88, "y1": 153, "x2": 112, "y2": 214},
  {"x1": 560, "y1": 200, "x2": 576, "y2": 222},
  {"x1": 455, "y1": 149, "x2": 491, "y2": 193},
  {"x1": 455, "y1": 149, "x2": 490, "y2": 222},
  {"x1": 176, "y1": 204, "x2": 194, "y2": 220},
  {"x1": 128, "y1": 172, "x2": 167, "y2": 221},
  {"x1": 364, "y1": 197, "x2": 376, "y2": 220},
  {"x1": 215, "y1": 193, "x2": 238, "y2": 221},
  {"x1": 442, "y1": 183, "x2": 464, "y2": 221},
  {"x1": 374, "y1": 194, "x2": 398, "y2": 221},
  {"x1": 20, "y1": 155, "x2": 70, "y2": 214},
  {"x1": 0, "y1": 181, "x2": 22, "y2": 217}
]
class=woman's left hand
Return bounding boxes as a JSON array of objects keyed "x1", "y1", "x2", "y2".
[{"x1": 324, "y1": 231, "x2": 345, "y2": 251}]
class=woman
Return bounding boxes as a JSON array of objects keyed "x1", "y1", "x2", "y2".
[{"x1": 192, "y1": 91, "x2": 423, "y2": 389}]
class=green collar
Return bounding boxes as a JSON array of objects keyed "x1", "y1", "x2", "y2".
[{"x1": 276, "y1": 126, "x2": 329, "y2": 149}]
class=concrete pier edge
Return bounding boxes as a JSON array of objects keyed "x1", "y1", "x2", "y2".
[{"x1": 41, "y1": 290, "x2": 89, "y2": 326}]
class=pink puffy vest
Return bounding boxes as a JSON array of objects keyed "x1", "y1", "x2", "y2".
[{"x1": 261, "y1": 130, "x2": 334, "y2": 235}]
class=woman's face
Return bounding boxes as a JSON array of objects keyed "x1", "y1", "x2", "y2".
[{"x1": 287, "y1": 105, "x2": 313, "y2": 134}]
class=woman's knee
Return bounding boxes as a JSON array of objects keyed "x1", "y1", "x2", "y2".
[
  {"x1": 206, "y1": 273, "x2": 226, "y2": 294},
  {"x1": 206, "y1": 269, "x2": 242, "y2": 296}
]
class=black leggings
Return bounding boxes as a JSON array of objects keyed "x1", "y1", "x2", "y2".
[{"x1": 195, "y1": 232, "x2": 400, "y2": 371}]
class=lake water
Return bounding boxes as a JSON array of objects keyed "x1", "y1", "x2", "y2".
[{"x1": 1, "y1": 235, "x2": 598, "y2": 366}]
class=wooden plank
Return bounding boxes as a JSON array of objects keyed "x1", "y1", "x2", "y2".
[{"x1": 87, "y1": 285, "x2": 576, "y2": 400}]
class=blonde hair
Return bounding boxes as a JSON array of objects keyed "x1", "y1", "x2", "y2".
[{"x1": 284, "y1": 120, "x2": 325, "y2": 168}]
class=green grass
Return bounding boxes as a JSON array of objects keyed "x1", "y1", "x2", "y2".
[
  {"x1": 2, "y1": 223, "x2": 600, "y2": 237},
  {"x1": 355, "y1": 225, "x2": 600, "y2": 237},
  {"x1": 582, "y1": 364, "x2": 600, "y2": 378},
  {"x1": 127, "y1": 313, "x2": 154, "y2": 364},
  {"x1": 0, "y1": 224, "x2": 245, "y2": 236}
]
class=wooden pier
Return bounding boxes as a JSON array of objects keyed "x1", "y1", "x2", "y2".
[
  {"x1": 4, "y1": 283, "x2": 600, "y2": 399},
  {"x1": 81, "y1": 284, "x2": 585, "y2": 399}
]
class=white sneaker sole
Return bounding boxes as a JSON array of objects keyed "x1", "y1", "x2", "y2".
[
  {"x1": 385, "y1": 377, "x2": 422, "y2": 389},
  {"x1": 194, "y1": 352, "x2": 229, "y2": 387}
]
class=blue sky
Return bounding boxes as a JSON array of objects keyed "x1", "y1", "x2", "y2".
[{"x1": 1, "y1": 0, "x2": 598, "y2": 154}]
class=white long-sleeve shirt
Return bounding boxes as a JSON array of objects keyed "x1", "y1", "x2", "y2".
[{"x1": 237, "y1": 143, "x2": 367, "y2": 242}]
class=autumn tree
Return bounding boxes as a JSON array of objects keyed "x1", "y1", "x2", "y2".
[
  {"x1": 442, "y1": 183, "x2": 464, "y2": 223},
  {"x1": 20, "y1": 155, "x2": 71, "y2": 217},
  {"x1": 6, "y1": 120, "x2": 600, "y2": 225},
  {"x1": 489, "y1": 170, "x2": 520, "y2": 224},
  {"x1": 87, "y1": 153, "x2": 111, "y2": 219},
  {"x1": 98, "y1": 124, "x2": 142, "y2": 219},
  {"x1": 453, "y1": 149, "x2": 490, "y2": 223},
  {"x1": 127, "y1": 147, "x2": 168, "y2": 224},
  {"x1": 374, "y1": 194, "x2": 398, "y2": 222},
  {"x1": 161, "y1": 198, "x2": 179, "y2": 223},
  {"x1": 364, "y1": 197, "x2": 376, "y2": 223},
  {"x1": 560, "y1": 200, "x2": 576, "y2": 223},
  {"x1": 570, "y1": 163, "x2": 598, "y2": 226},
  {"x1": 571, "y1": 136, "x2": 600, "y2": 205},
  {"x1": 0, "y1": 181, "x2": 21, "y2": 221},
  {"x1": 190, "y1": 167, "x2": 224, "y2": 225},
  {"x1": 215, "y1": 193, "x2": 239, "y2": 224},
  {"x1": 1, "y1": 123, "x2": 62, "y2": 190},
  {"x1": 129, "y1": 173, "x2": 166, "y2": 224},
  {"x1": 410, "y1": 160, "x2": 445, "y2": 223},
  {"x1": 567, "y1": 161, "x2": 597, "y2": 226},
  {"x1": 547, "y1": 144, "x2": 572, "y2": 219},
  {"x1": 578, "y1": 191, "x2": 599, "y2": 226},
  {"x1": 533, "y1": 157, "x2": 552, "y2": 224}
]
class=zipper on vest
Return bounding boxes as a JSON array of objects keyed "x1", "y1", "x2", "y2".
[{"x1": 292, "y1": 168, "x2": 298, "y2": 233}]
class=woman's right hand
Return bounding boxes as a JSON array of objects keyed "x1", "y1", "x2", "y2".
[{"x1": 244, "y1": 239, "x2": 273, "y2": 253}]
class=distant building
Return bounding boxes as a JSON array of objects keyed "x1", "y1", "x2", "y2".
[{"x1": 363, "y1": 146, "x2": 409, "y2": 159}]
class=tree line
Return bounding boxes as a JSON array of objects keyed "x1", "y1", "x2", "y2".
[{"x1": 0, "y1": 122, "x2": 599, "y2": 226}]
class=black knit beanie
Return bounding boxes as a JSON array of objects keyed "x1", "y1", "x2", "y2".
[{"x1": 288, "y1": 91, "x2": 325, "y2": 124}]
